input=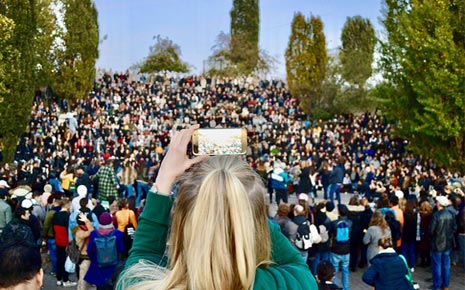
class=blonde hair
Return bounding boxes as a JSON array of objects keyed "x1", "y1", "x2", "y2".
[
  {"x1": 369, "y1": 210, "x2": 389, "y2": 234},
  {"x1": 118, "y1": 156, "x2": 271, "y2": 290}
]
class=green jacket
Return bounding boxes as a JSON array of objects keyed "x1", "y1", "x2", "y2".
[{"x1": 117, "y1": 191, "x2": 317, "y2": 290}]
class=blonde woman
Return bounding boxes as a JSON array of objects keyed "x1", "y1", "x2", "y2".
[
  {"x1": 363, "y1": 210, "x2": 391, "y2": 263},
  {"x1": 117, "y1": 125, "x2": 317, "y2": 290}
]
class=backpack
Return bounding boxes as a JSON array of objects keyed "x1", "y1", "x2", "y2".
[
  {"x1": 94, "y1": 232, "x2": 118, "y2": 268},
  {"x1": 66, "y1": 238, "x2": 85, "y2": 264},
  {"x1": 318, "y1": 224, "x2": 329, "y2": 243},
  {"x1": 335, "y1": 220, "x2": 350, "y2": 243},
  {"x1": 295, "y1": 220, "x2": 312, "y2": 250}
]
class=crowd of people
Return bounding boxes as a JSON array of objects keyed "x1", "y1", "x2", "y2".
[{"x1": 0, "y1": 72, "x2": 464, "y2": 290}]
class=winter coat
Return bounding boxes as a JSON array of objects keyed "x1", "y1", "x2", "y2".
[{"x1": 362, "y1": 248, "x2": 413, "y2": 290}]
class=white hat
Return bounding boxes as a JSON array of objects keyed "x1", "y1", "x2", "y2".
[
  {"x1": 21, "y1": 198, "x2": 33, "y2": 209},
  {"x1": 395, "y1": 190, "x2": 404, "y2": 199},
  {"x1": 0, "y1": 180, "x2": 10, "y2": 188},
  {"x1": 77, "y1": 185, "x2": 87, "y2": 198},
  {"x1": 298, "y1": 193, "x2": 309, "y2": 202},
  {"x1": 436, "y1": 195, "x2": 449, "y2": 207}
]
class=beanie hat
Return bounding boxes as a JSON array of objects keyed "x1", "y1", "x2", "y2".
[{"x1": 99, "y1": 212, "x2": 113, "y2": 229}]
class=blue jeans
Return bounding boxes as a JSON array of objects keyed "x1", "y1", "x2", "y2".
[
  {"x1": 124, "y1": 184, "x2": 134, "y2": 198},
  {"x1": 401, "y1": 242, "x2": 416, "y2": 269},
  {"x1": 329, "y1": 183, "x2": 342, "y2": 204},
  {"x1": 47, "y1": 239, "x2": 57, "y2": 273},
  {"x1": 331, "y1": 252, "x2": 350, "y2": 290},
  {"x1": 313, "y1": 251, "x2": 330, "y2": 275},
  {"x1": 459, "y1": 234, "x2": 465, "y2": 270},
  {"x1": 135, "y1": 181, "x2": 150, "y2": 207},
  {"x1": 431, "y1": 250, "x2": 451, "y2": 289}
]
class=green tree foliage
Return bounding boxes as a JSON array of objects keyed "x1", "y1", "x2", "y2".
[
  {"x1": 285, "y1": 13, "x2": 327, "y2": 118},
  {"x1": 53, "y1": 0, "x2": 99, "y2": 100},
  {"x1": 138, "y1": 35, "x2": 189, "y2": 74},
  {"x1": 35, "y1": 0, "x2": 58, "y2": 88},
  {"x1": 379, "y1": 0, "x2": 465, "y2": 170},
  {"x1": 0, "y1": 0, "x2": 37, "y2": 163},
  {"x1": 340, "y1": 16, "x2": 376, "y2": 88},
  {"x1": 230, "y1": 0, "x2": 259, "y2": 75}
]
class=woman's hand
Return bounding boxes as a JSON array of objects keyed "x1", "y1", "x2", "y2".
[{"x1": 155, "y1": 124, "x2": 207, "y2": 195}]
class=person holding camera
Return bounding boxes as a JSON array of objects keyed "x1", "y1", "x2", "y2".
[{"x1": 117, "y1": 125, "x2": 317, "y2": 290}]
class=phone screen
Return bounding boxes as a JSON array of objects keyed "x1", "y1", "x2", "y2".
[{"x1": 192, "y1": 128, "x2": 247, "y2": 155}]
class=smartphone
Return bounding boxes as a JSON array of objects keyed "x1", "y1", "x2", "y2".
[{"x1": 192, "y1": 128, "x2": 247, "y2": 155}]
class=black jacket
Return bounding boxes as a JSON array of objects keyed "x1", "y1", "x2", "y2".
[{"x1": 429, "y1": 208, "x2": 456, "y2": 252}]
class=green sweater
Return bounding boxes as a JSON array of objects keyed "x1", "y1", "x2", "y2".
[{"x1": 117, "y1": 191, "x2": 318, "y2": 290}]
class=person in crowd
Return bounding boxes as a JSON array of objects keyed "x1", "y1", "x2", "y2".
[
  {"x1": 75, "y1": 166, "x2": 92, "y2": 197},
  {"x1": 401, "y1": 198, "x2": 418, "y2": 272},
  {"x1": 116, "y1": 125, "x2": 318, "y2": 290},
  {"x1": 0, "y1": 240, "x2": 43, "y2": 290},
  {"x1": 390, "y1": 195, "x2": 405, "y2": 249},
  {"x1": 71, "y1": 185, "x2": 94, "y2": 213},
  {"x1": 358, "y1": 197, "x2": 373, "y2": 268},
  {"x1": 313, "y1": 202, "x2": 331, "y2": 275},
  {"x1": 418, "y1": 200, "x2": 433, "y2": 267},
  {"x1": 95, "y1": 159, "x2": 119, "y2": 203},
  {"x1": 60, "y1": 165, "x2": 75, "y2": 197},
  {"x1": 385, "y1": 210, "x2": 402, "y2": 253},
  {"x1": 85, "y1": 212, "x2": 124, "y2": 290},
  {"x1": 457, "y1": 194, "x2": 465, "y2": 271},
  {"x1": 42, "y1": 193, "x2": 62, "y2": 276},
  {"x1": 363, "y1": 210, "x2": 391, "y2": 264},
  {"x1": 292, "y1": 204, "x2": 311, "y2": 262},
  {"x1": 273, "y1": 202, "x2": 295, "y2": 239},
  {"x1": 325, "y1": 201, "x2": 338, "y2": 221},
  {"x1": 346, "y1": 196, "x2": 365, "y2": 271},
  {"x1": 69, "y1": 197, "x2": 99, "y2": 241},
  {"x1": 52, "y1": 197, "x2": 77, "y2": 287},
  {"x1": 328, "y1": 157, "x2": 344, "y2": 205},
  {"x1": 429, "y1": 195, "x2": 457, "y2": 290},
  {"x1": 20, "y1": 198, "x2": 42, "y2": 245},
  {"x1": 362, "y1": 236, "x2": 414, "y2": 290},
  {"x1": 270, "y1": 160, "x2": 290, "y2": 204},
  {"x1": 113, "y1": 197, "x2": 138, "y2": 257},
  {"x1": 329, "y1": 204, "x2": 352, "y2": 290},
  {"x1": 40, "y1": 184, "x2": 53, "y2": 208},
  {"x1": 0, "y1": 184, "x2": 12, "y2": 234},
  {"x1": 117, "y1": 159, "x2": 137, "y2": 198},
  {"x1": 316, "y1": 260, "x2": 342, "y2": 290},
  {"x1": 0, "y1": 206, "x2": 36, "y2": 246},
  {"x1": 30, "y1": 191, "x2": 46, "y2": 226},
  {"x1": 75, "y1": 212, "x2": 94, "y2": 290},
  {"x1": 298, "y1": 160, "x2": 313, "y2": 200}
]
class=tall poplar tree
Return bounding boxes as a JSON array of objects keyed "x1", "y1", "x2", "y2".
[
  {"x1": 53, "y1": 0, "x2": 99, "y2": 100},
  {"x1": 340, "y1": 16, "x2": 376, "y2": 88},
  {"x1": 285, "y1": 13, "x2": 327, "y2": 117},
  {"x1": 230, "y1": 0, "x2": 259, "y2": 75},
  {"x1": 379, "y1": 0, "x2": 465, "y2": 170},
  {"x1": 0, "y1": 0, "x2": 37, "y2": 163}
]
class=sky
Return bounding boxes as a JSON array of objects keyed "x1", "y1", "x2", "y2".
[{"x1": 94, "y1": 0, "x2": 384, "y2": 79}]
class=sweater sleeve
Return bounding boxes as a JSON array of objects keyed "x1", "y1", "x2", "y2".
[
  {"x1": 124, "y1": 191, "x2": 173, "y2": 269},
  {"x1": 362, "y1": 264, "x2": 377, "y2": 286},
  {"x1": 253, "y1": 221, "x2": 318, "y2": 290}
]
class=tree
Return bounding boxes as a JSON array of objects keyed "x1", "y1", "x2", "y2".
[
  {"x1": 379, "y1": 0, "x2": 465, "y2": 170},
  {"x1": 285, "y1": 13, "x2": 327, "y2": 118},
  {"x1": 0, "y1": 0, "x2": 37, "y2": 163},
  {"x1": 138, "y1": 35, "x2": 189, "y2": 74},
  {"x1": 53, "y1": 0, "x2": 99, "y2": 100},
  {"x1": 340, "y1": 16, "x2": 376, "y2": 88},
  {"x1": 230, "y1": 0, "x2": 259, "y2": 75}
]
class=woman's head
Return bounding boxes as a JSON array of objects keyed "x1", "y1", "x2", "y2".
[
  {"x1": 378, "y1": 236, "x2": 393, "y2": 249},
  {"x1": 169, "y1": 156, "x2": 271, "y2": 290},
  {"x1": 317, "y1": 260, "x2": 335, "y2": 283},
  {"x1": 369, "y1": 210, "x2": 388, "y2": 231}
]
